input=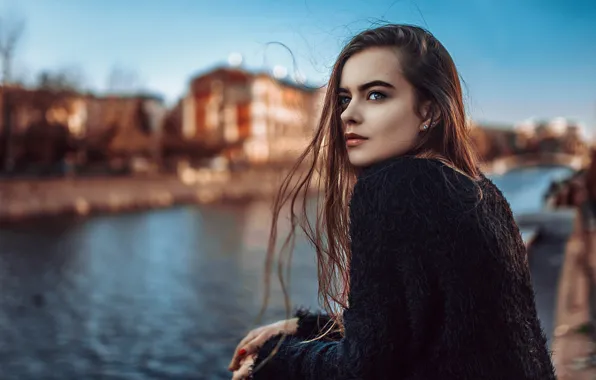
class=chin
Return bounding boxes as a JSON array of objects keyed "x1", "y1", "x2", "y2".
[{"x1": 348, "y1": 153, "x2": 384, "y2": 168}]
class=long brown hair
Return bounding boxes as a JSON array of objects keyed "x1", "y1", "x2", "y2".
[{"x1": 257, "y1": 24, "x2": 480, "y2": 346}]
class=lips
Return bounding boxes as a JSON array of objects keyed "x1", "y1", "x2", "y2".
[{"x1": 345, "y1": 132, "x2": 368, "y2": 147}]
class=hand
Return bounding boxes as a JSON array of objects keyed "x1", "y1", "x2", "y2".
[
  {"x1": 228, "y1": 317, "x2": 298, "y2": 372},
  {"x1": 231, "y1": 353, "x2": 255, "y2": 380}
]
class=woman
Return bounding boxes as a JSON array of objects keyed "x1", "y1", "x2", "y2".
[{"x1": 229, "y1": 24, "x2": 556, "y2": 379}]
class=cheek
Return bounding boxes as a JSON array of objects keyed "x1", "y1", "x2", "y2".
[
  {"x1": 377, "y1": 105, "x2": 420, "y2": 139},
  {"x1": 379, "y1": 127, "x2": 418, "y2": 154}
]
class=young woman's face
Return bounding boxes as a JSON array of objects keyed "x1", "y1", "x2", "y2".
[{"x1": 338, "y1": 46, "x2": 428, "y2": 168}]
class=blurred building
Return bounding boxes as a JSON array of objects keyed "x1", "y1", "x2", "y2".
[
  {"x1": 84, "y1": 94, "x2": 166, "y2": 172},
  {"x1": 0, "y1": 85, "x2": 83, "y2": 135},
  {"x1": 470, "y1": 122, "x2": 518, "y2": 161},
  {"x1": 181, "y1": 66, "x2": 323, "y2": 167},
  {"x1": 520, "y1": 117, "x2": 588, "y2": 156},
  {"x1": 556, "y1": 119, "x2": 589, "y2": 158},
  {"x1": 469, "y1": 117, "x2": 589, "y2": 164},
  {"x1": 0, "y1": 85, "x2": 84, "y2": 171},
  {"x1": 513, "y1": 118, "x2": 539, "y2": 152},
  {"x1": 0, "y1": 85, "x2": 166, "y2": 175}
]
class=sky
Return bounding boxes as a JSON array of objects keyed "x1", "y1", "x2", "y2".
[{"x1": 2, "y1": 0, "x2": 595, "y2": 132}]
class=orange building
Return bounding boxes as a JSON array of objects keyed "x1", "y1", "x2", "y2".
[{"x1": 182, "y1": 66, "x2": 323, "y2": 166}]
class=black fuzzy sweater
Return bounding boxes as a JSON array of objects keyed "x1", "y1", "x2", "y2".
[{"x1": 252, "y1": 156, "x2": 556, "y2": 379}]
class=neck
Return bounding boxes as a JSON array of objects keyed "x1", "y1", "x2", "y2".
[{"x1": 357, "y1": 155, "x2": 415, "y2": 179}]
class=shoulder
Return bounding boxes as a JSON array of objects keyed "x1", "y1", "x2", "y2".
[
  {"x1": 357, "y1": 155, "x2": 439, "y2": 182},
  {"x1": 354, "y1": 156, "x2": 478, "y2": 203},
  {"x1": 352, "y1": 156, "x2": 481, "y2": 220}
]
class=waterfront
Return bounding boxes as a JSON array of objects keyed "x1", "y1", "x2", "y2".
[
  {"x1": 0, "y1": 168, "x2": 313, "y2": 223},
  {"x1": 0, "y1": 166, "x2": 575, "y2": 379}
]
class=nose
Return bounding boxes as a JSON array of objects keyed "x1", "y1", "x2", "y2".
[{"x1": 340, "y1": 101, "x2": 363, "y2": 127}]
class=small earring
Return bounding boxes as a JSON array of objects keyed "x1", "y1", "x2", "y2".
[{"x1": 421, "y1": 124, "x2": 429, "y2": 131}]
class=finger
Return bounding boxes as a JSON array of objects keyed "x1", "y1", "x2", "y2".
[
  {"x1": 244, "y1": 330, "x2": 279, "y2": 356},
  {"x1": 229, "y1": 331, "x2": 257, "y2": 370},
  {"x1": 232, "y1": 358, "x2": 254, "y2": 380},
  {"x1": 237, "y1": 329, "x2": 259, "y2": 350},
  {"x1": 228, "y1": 347, "x2": 248, "y2": 372},
  {"x1": 240, "y1": 338, "x2": 262, "y2": 357},
  {"x1": 231, "y1": 366, "x2": 247, "y2": 380},
  {"x1": 230, "y1": 338, "x2": 261, "y2": 371}
]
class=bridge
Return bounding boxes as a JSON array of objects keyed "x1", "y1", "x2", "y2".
[{"x1": 482, "y1": 152, "x2": 585, "y2": 175}]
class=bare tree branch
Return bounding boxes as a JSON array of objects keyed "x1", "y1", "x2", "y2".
[
  {"x1": 36, "y1": 65, "x2": 87, "y2": 92},
  {"x1": 0, "y1": 15, "x2": 26, "y2": 85},
  {"x1": 0, "y1": 13, "x2": 26, "y2": 173},
  {"x1": 105, "y1": 64, "x2": 145, "y2": 94}
]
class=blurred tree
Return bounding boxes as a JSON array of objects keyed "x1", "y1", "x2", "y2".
[
  {"x1": 0, "y1": 15, "x2": 25, "y2": 85},
  {"x1": 36, "y1": 66, "x2": 87, "y2": 92},
  {"x1": 0, "y1": 13, "x2": 25, "y2": 172},
  {"x1": 105, "y1": 64, "x2": 145, "y2": 94}
]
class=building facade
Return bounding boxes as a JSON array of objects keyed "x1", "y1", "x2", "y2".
[
  {"x1": 182, "y1": 67, "x2": 323, "y2": 166},
  {"x1": 0, "y1": 86, "x2": 166, "y2": 173}
]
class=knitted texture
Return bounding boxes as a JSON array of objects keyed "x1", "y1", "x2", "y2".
[
  {"x1": 252, "y1": 156, "x2": 556, "y2": 379},
  {"x1": 293, "y1": 307, "x2": 342, "y2": 342}
]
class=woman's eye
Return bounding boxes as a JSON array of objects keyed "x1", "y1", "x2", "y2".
[
  {"x1": 368, "y1": 91, "x2": 386, "y2": 100},
  {"x1": 338, "y1": 96, "x2": 350, "y2": 106}
]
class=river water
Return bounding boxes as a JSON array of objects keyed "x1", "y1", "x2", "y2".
[{"x1": 0, "y1": 166, "x2": 573, "y2": 379}]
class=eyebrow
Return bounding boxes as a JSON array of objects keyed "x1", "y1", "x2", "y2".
[{"x1": 338, "y1": 80, "x2": 395, "y2": 93}]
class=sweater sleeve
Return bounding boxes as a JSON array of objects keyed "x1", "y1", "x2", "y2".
[
  {"x1": 251, "y1": 159, "x2": 442, "y2": 380},
  {"x1": 292, "y1": 307, "x2": 341, "y2": 341}
]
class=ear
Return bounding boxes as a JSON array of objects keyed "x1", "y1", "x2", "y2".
[{"x1": 420, "y1": 101, "x2": 439, "y2": 127}]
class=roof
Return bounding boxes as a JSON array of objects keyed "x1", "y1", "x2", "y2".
[{"x1": 188, "y1": 64, "x2": 321, "y2": 93}]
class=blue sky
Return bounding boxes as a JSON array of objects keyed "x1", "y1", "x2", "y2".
[{"x1": 2, "y1": 0, "x2": 596, "y2": 131}]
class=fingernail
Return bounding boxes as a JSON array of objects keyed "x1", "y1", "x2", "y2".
[{"x1": 239, "y1": 348, "x2": 247, "y2": 356}]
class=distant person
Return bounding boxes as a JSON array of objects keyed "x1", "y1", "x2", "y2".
[{"x1": 229, "y1": 24, "x2": 555, "y2": 379}]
